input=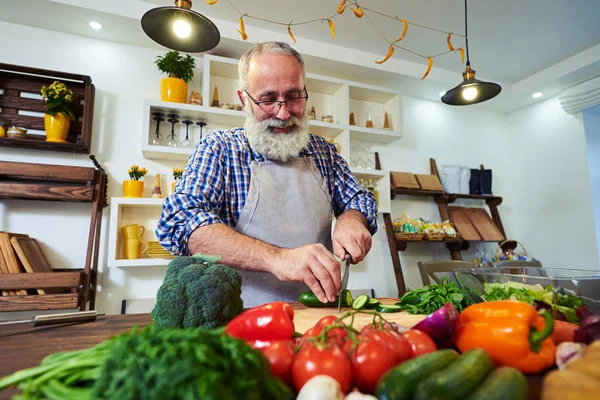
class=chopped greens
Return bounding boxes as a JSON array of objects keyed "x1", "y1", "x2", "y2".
[{"x1": 396, "y1": 278, "x2": 475, "y2": 315}]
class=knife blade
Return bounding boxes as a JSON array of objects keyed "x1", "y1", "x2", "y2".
[
  {"x1": 337, "y1": 253, "x2": 351, "y2": 313},
  {"x1": 0, "y1": 311, "x2": 102, "y2": 327}
]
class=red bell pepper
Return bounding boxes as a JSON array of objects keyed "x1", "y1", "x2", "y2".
[{"x1": 225, "y1": 302, "x2": 295, "y2": 341}]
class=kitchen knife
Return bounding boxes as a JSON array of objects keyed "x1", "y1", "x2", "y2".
[
  {"x1": 0, "y1": 311, "x2": 102, "y2": 327},
  {"x1": 337, "y1": 253, "x2": 351, "y2": 313}
]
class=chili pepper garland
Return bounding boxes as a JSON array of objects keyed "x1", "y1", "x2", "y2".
[{"x1": 205, "y1": 0, "x2": 467, "y2": 79}]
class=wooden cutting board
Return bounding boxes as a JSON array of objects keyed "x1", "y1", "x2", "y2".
[
  {"x1": 0, "y1": 232, "x2": 29, "y2": 296},
  {"x1": 293, "y1": 298, "x2": 426, "y2": 333},
  {"x1": 10, "y1": 237, "x2": 59, "y2": 295},
  {"x1": 448, "y1": 207, "x2": 481, "y2": 241},
  {"x1": 464, "y1": 208, "x2": 505, "y2": 241},
  {"x1": 0, "y1": 250, "x2": 17, "y2": 296}
]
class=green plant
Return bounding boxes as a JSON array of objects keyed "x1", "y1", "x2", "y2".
[
  {"x1": 155, "y1": 51, "x2": 196, "y2": 83},
  {"x1": 127, "y1": 165, "x2": 148, "y2": 181},
  {"x1": 172, "y1": 167, "x2": 184, "y2": 180},
  {"x1": 40, "y1": 81, "x2": 76, "y2": 120}
]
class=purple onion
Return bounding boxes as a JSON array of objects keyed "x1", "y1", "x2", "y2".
[
  {"x1": 574, "y1": 306, "x2": 600, "y2": 344},
  {"x1": 411, "y1": 303, "x2": 459, "y2": 345}
]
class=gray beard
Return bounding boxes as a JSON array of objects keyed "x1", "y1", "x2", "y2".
[{"x1": 244, "y1": 104, "x2": 310, "y2": 162}]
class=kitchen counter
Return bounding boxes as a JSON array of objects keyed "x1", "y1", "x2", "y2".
[{"x1": 0, "y1": 304, "x2": 544, "y2": 399}]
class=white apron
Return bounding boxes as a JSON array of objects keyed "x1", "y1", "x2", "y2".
[{"x1": 234, "y1": 148, "x2": 333, "y2": 307}]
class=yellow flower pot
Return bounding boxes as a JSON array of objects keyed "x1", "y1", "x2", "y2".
[
  {"x1": 44, "y1": 112, "x2": 71, "y2": 143},
  {"x1": 171, "y1": 181, "x2": 176, "y2": 193},
  {"x1": 160, "y1": 77, "x2": 188, "y2": 103},
  {"x1": 123, "y1": 180, "x2": 144, "y2": 198}
]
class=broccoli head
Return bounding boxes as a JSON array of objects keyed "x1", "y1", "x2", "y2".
[{"x1": 152, "y1": 254, "x2": 243, "y2": 329}]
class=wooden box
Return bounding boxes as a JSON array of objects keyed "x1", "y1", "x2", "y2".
[
  {"x1": 391, "y1": 172, "x2": 420, "y2": 189},
  {"x1": 0, "y1": 63, "x2": 95, "y2": 153}
]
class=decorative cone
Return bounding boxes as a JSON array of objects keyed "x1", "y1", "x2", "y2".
[{"x1": 211, "y1": 87, "x2": 220, "y2": 107}]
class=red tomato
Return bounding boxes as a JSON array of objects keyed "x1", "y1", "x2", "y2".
[
  {"x1": 361, "y1": 330, "x2": 411, "y2": 365},
  {"x1": 402, "y1": 330, "x2": 437, "y2": 358},
  {"x1": 326, "y1": 327, "x2": 348, "y2": 346},
  {"x1": 350, "y1": 339, "x2": 396, "y2": 394},
  {"x1": 259, "y1": 340, "x2": 295, "y2": 386},
  {"x1": 341, "y1": 337, "x2": 356, "y2": 355},
  {"x1": 292, "y1": 342, "x2": 352, "y2": 393},
  {"x1": 316, "y1": 315, "x2": 343, "y2": 328},
  {"x1": 302, "y1": 326, "x2": 323, "y2": 339}
]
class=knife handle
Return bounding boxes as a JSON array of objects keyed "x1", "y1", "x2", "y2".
[{"x1": 32, "y1": 311, "x2": 99, "y2": 326}]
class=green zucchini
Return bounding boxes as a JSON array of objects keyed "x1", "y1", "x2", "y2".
[
  {"x1": 413, "y1": 348, "x2": 495, "y2": 400},
  {"x1": 465, "y1": 367, "x2": 528, "y2": 400},
  {"x1": 352, "y1": 294, "x2": 370, "y2": 310},
  {"x1": 376, "y1": 349, "x2": 460, "y2": 400},
  {"x1": 376, "y1": 304, "x2": 402, "y2": 313},
  {"x1": 299, "y1": 290, "x2": 353, "y2": 308},
  {"x1": 367, "y1": 298, "x2": 380, "y2": 309}
]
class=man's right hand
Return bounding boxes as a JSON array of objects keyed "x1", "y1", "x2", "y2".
[{"x1": 270, "y1": 244, "x2": 341, "y2": 304}]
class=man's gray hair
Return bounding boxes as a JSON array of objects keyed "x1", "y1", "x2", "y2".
[{"x1": 238, "y1": 42, "x2": 306, "y2": 90}]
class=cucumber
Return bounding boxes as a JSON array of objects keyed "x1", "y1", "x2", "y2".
[
  {"x1": 376, "y1": 349, "x2": 460, "y2": 400},
  {"x1": 413, "y1": 348, "x2": 495, "y2": 400},
  {"x1": 465, "y1": 367, "x2": 528, "y2": 400},
  {"x1": 299, "y1": 290, "x2": 353, "y2": 308},
  {"x1": 376, "y1": 304, "x2": 402, "y2": 313},
  {"x1": 352, "y1": 294, "x2": 370, "y2": 310},
  {"x1": 367, "y1": 298, "x2": 380, "y2": 309}
]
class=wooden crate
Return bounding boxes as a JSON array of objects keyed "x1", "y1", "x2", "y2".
[
  {"x1": 0, "y1": 63, "x2": 95, "y2": 153},
  {"x1": 0, "y1": 271, "x2": 82, "y2": 311}
]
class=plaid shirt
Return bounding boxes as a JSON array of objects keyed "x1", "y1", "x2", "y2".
[{"x1": 156, "y1": 127, "x2": 378, "y2": 255}]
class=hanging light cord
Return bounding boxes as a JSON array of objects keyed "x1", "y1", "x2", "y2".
[{"x1": 465, "y1": 0, "x2": 470, "y2": 66}]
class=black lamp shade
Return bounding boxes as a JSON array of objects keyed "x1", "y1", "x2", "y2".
[
  {"x1": 442, "y1": 78, "x2": 501, "y2": 106},
  {"x1": 141, "y1": 6, "x2": 220, "y2": 53}
]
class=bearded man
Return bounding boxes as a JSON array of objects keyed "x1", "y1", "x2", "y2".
[{"x1": 156, "y1": 42, "x2": 377, "y2": 307}]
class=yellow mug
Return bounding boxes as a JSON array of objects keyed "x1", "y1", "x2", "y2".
[
  {"x1": 124, "y1": 239, "x2": 148, "y2": 260},
  {"x1": 121, "y1": 224, "x2": 145, "y2": 240}
]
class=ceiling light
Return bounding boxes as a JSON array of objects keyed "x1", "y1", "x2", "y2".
[
  {"x1": 89, "y1": 21, "x2": 103, "y2": 30},
  {"x1": 442, "y1": 0, "x2": 501, "y2": 106},
  {"x1": 532, "y1": 92, "x2": 543, "y2": 99},
  {"x1": 141, "y1": 0, "x2": 220, "y2": 53},
  {"x1": 439, "y1": 91, "x2": 447, "y2": 97}
]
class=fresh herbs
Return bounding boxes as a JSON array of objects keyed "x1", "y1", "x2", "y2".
[
  {"x1": 396, "y1": 278, "x2": 475, "y2": 315},
  {"x1": 155, "y1": 50, "x2": 196, "y2": 83},
  {"x1": 0, "y1": 326, "x2": 292, "y2": 400}
]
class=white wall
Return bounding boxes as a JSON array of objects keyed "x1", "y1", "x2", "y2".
[
  {"x1": 507, "y1": 97, "x2": 599, "y2": 270},
  {"x1": 1, "y1": 22, "x2": 598, "y2": 318},
  {"x1": 583, "y1": 106, "x2": 600, "y2": 263}
]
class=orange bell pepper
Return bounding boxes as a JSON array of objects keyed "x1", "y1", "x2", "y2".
[{"x1": 456, "y1": 300, "x2": 556, "y2": 374}]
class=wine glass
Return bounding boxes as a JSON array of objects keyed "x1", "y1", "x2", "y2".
[
  {"x1": 181, "y1": 120, "x2": 193, "y2": 148},
  {"x1": 196, "y1": 121, "x2": 207, "y2": 141},
  {"x1": 166, "y1": 113, "x2": 179, "y2": 148},
  {"x1": 150, "y1": 112, "x2": 165, "y2": 146}
]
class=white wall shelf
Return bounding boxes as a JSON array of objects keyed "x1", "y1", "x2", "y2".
[{"x1": 107, "y1": 197, "x2": 168, "y2": 268}]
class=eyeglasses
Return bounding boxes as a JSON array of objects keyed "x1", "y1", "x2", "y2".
[{"x1": 244, "y1": 87, "x2": 309, "y2": 113}]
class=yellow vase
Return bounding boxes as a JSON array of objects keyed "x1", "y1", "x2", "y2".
[
  {"x1": 122, "y1": 180, "x2": 144, "y2": 198},
  {"x1": 171, "y1": 181, "x2": 176, "y2": 193},
  {"x1": 160, "y1": 77, "x2": 188, "y2": 103},
  {"x1": 44, "y1": 113, "x2": 71, "y2": 143}
]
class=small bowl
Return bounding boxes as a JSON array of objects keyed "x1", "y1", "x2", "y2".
[
  {"x1": 321, "y1": 115, "x2": 333, "y2": 123},
  {"x1": 7, "y1": 126, "x2": 27, "y2": 138}
]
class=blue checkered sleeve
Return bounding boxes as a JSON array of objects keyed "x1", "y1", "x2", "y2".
[
  {"x1": 155, "y1": 132, "x2": 228, "y2": 255},
  {"x1": 317, "y1": 139, "x2": 378, "y2": 235}
]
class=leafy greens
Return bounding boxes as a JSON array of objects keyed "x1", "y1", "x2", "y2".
[{"x1": 396, "y1": 277, "x2": 475, "y2": 315}]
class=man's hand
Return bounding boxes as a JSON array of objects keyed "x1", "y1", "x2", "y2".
[
  {"x1": 270, "y1": 244, "x2": 341, "y2": 304},
  {"x1": 332, "y1": 209, "x2": 372, "y2": 264}
]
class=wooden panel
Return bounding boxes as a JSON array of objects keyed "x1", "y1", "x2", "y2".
[
  {"x1": 0, "y1": 232, "x2": 28, "y2": 296},
  {"x1": 0, "y1": 96, "x2": 84, "y2": 115},
  {"x1": 464, "y1": 208, "x2": 505, "y2": 241},
  {"x1": 0, "y1": 182, "x2": 93, "y2": 202},
  {"x1": 0, "y1": 137, "x2": 89, "y2": 153},
  {"x1": 449, "y1": 206, "x2": 482, "y2": 241},
  {"x1": 10, "y1": 237, "x2": 59, "y2": 295},
  {"x1": 0, "y1": 293, "x2": 79, "y2": 312},
  {"x1": 0, "y1": 114, "x2": 83, "y2": 136},
  {"x1": 0, "y1": 161, "x2": 95, "y2": 182},
  {"x1": 0, "y1": 271, "x2": 81, "y2": 289},
  {"x1": 0, "y1": 63, "x2": 92, "y2": 84},
  {"x1": 391, "y1": 172, "x2": 420, "y2": 189},
  {"x1": 415, "y1": 174, "x2": 444, "y2": 191}
]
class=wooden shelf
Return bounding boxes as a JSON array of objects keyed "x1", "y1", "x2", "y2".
[
  {"x1": 395, "y1": 238, "x2": 462, "y2": 252},
  {"x1": 0, "y1": 137, "x2": 89, "y2": 153}
]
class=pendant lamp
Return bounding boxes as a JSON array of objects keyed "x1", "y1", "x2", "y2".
[
  {"x1": 141, "y1": 0, "x2": 220, "y2": 53},
  {"x1": 442, "y1": 0, "x2": 501, "y2": 105}
]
